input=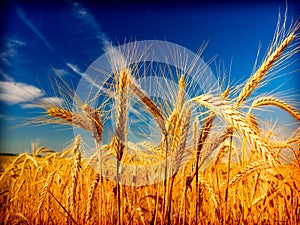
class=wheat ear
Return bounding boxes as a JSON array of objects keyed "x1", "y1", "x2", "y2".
[
  {"x1": 82, "y1": 104, "x2": 103, "y2": 143},
  {"x1": 113, "y1": 67, "x2": 131, "y2": 225},
  {"x1": 37, "y1": 170, "x2": 56, "y2": 211},
  {"x1": 112, "y1": 68, "x2": 130, "y2": 160},
  {"x1": 297, "y1": 128, "x2": 300, "y2": 160},
  {"x1": 236, "y1": 30, "x2": 296, "y2": 106},
  {"x1": 251, "y1": 97, "x2": 300, "y2": 121},
  {"x1": 85, "y1": 173, "x2": 100, "y2": 223},
  {"x1": 228, "y1": 161, "x2": 270, "y2": 187},
  {"x1": 129, "y1": 81, "x2": 166, "y2": 134},
  {"x1": 47, "y1": 107, "x2": 90, "y2": 130},
  {"x1": 70, "y1": 151, "x2": 81, "y2": 217},
  {"x1": 169, "y1": 74, "x2": 186, "y2": 152},
  {"x1": 191, "y1": 94, "x2": 279, "y2": 166},
  {"x1": 175, "y1": 74, "x2": 185, "y2": 112},
  {"x1": 173, "y1": 106, "x2": 191, "y2": 175}
]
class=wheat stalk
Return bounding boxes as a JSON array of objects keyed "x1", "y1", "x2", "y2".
[
  {"x1": 47, "y1": 107, "x2": 90, "y2": 130},
  {"x1": 191, "y1": 94, "x2": 279, "y2": 166},
  {"x1": 211, "y1": 144, "x2": 228, "y2": 172},
  {"x1": 228, "y1": 161, "x2": 270, "y2": 187},
  {"x1": 247, "y1": 114, "x2": 260, "y2": 135},
  {"x1": 296, "y1": 128, "x2": 300, "y2": 161},
  {"x1": 82, "y1": 104, "x2": 103, "y2": 143},
  {"x1": 113, "y1": 67, "x2": 131, "y2": 225},
  {"x1": 167, "y1": 106, "x2": 190, "y2": 225},
  {"x1": 236, "y1": 29, "x2": 296, "y2": 107},
  {"x1": 251, "y1": 97, "x2": 300, "y2": 121},
  {"x1": 197, "y1": 112, "x2": 214, "y2": 162},
  {"x1": 175, "y1": 74, "x2": 185, "y2": 112},
  {"x1": 200, "y1": 178, "x2": 218, "y2": 209},
  {"x1": 173, "y1": 106, "x2": 191, "y2": 175},
  {"x1": 37, "y1": 170, "x2": 56, "y2": 211},
  {"x1": 85, "y1": 173, "x2": 100, "y2": 223},
  {"x1": 70, "y1": 151, "x2": 81, "y2": 217},
  {"x1": 168, "y1": 74, "x2": 186, "y2": 153},
  {"x1": 129, "y1": 81, "x2": 166, "y2": 134},
  {"x1": 112, "y1": 68, "x2": 130, "y2": 161}
]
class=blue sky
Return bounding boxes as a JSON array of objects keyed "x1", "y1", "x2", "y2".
[{"x1": 0, "y1": 1, "x2": 299, "y2": 154}]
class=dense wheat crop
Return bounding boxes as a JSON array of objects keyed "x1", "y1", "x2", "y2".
[{"x1": 1, "y1": 11, "x2": 300, "y2": 225}]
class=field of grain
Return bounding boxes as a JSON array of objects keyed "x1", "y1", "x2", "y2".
[{"x1": 0, "y1": 13, "x2": 300, "y2": 225}]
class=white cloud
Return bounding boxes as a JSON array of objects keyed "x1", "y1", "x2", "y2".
[
  {"x1": 42, "y1": 97, "x2": 63, "y2": 105},
  {"x1": 21, "y1": 97, "x2": 63, "y2": 109},
  {"x1": 16, "y1": 6, "x2": 55, "y2": 52},
  {"x1": 0, "y1": 81, "x2": 44, "y2": 105},
  {"x1": 0, "y1": 80, "x2": 64, "y2": 109}
]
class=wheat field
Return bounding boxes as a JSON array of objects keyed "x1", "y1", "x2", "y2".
[{"x1": 1, "y1": 12, "x2": 300, "y2": 225}]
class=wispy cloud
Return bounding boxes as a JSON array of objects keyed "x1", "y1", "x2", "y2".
[
  {"x1": 16, "y1": 6, "x2": 55, "y2": 52},
  {"x1": 69, "y1": 1, "x2": 111, "y2": 51},
  {"x1": 0, "y1": 68, "x2": 14, "y2": 82},
  {"x1": 52, "y1": 68, "x2": 70, "y2": 77},
  {"x1": 66, "y1": 63, "x2": 102, "y2": 88},
  {"x1": 68, "y1": 2, "x2": 127, "y2": 73},
  {"x1": 0, "y1": 38, "x2": 26, "y2": 65}
]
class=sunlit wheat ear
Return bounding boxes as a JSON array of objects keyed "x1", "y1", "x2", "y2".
[
  {"x1": 198, "y1": 88, "x2": 230, "y2": 165},
  {"x1": 196, "y1": 112, "x2": 214, "y2": 162},
  {"x1": 191, "y1": 116, "x2": 199, "y2": 160},
  {"x1": 207, "y1": 127, "x2": 233, "y2": 154},
  {"x1": 200, "y1": 178, "x2": 218, "y2": 209},
  {"x1": 59, "y1": 135, "x2": 81, "y2": 158},
  {"x1": 189, "y1": 128, "x2": 232, "y2": 180},
  {"x1": 113, "y1": 66, "x2": 131, "y2": 225},
  {"x1": 173, "y1": 106, "x2": 191, "y2": 174},
  {"x1": 236, "y1": 21, "x2": 299, "y2": 107},
  {"x1": 111, "y1": 67, "x2": 130, "y2": 161},
  {"x1": 297, "y1": 129, "x2": 300, "y2": 160},
  {"x1": 47, "y1": 107, "x2": 90, "y2": 131},
  {"x1": 168, "y1": 74, "x2": 185, "y2": 152},
  {"x1": 247, "y1": 115, "x2": 260, "y2": 136},
  {"x1": 82, "y1": 104, "x2": 103, "y2": 143},
  {"x1": 211, "y1": 143, "x2": 229, "y2": 172},
  {"x1": 9, "y1": 213, "x2": 29, "y2": 225},
  {"x1": 70, "y1": 151, "x2": 81, "y2": 216},
  {"x1": 86, "y1": 173, "x2": 100, "y2": 223},
  {"x1": 71, "y1": 135, "x2": 81, "y2": 154},
  {"x1": 250, "y1": 97, "x2": 300, "y2": 121},
  {"x1": 129, "y1": 81, "x2": 166, "y2": 135},
  {"x1": 228, "y1": 161, "x2": 270, "y2": 187},
  {"x1": 222, "y1": 86, "x2": 230, "y2": 99},
  {"x1": 37, "y1": 170, "x2": 56, "y2": 212},
  {"x1": 175, "y1": 74, "x2": 185, "y2": 112},
  {"x1": 190, "y1": 94, "x2": 279, "y2": 166}
]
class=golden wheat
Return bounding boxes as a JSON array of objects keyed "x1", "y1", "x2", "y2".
[
  {"x1": 191, "y1": 94, "x2": 278, "y2": 165},
  {"x1": 82, "y1": 104, "x2": 103, "y2": 143},
  {"x1": 251, "y1": 97, "x2": 300, "y2": 121},
  {"x1": 1, "y1": 10, "x2": 299, "y2": 225},
  {"x1": 129, "y1": 81, "x2": 166, "y2": 134},
  {"x1": 236, "y1": 27, "x2": 297, "y2": 106}
]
